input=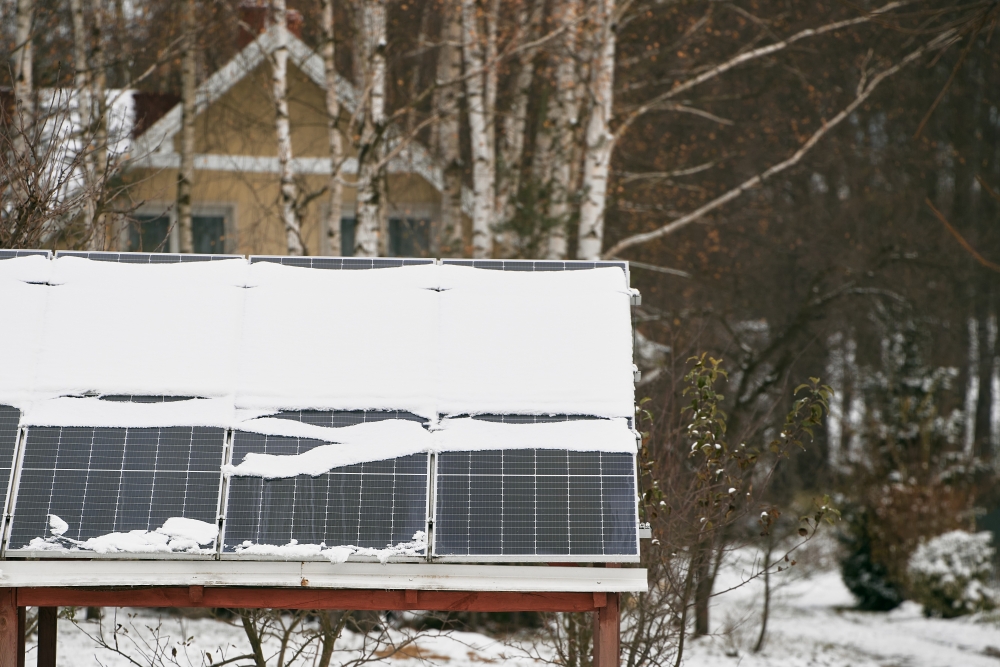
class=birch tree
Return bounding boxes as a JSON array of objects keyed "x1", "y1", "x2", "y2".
[
  {"x1": 321, "y1": 0, "x2": 344, "y2": 256},
  {"x1": 87, "y1": 0, "x2": 109, "y2": 251},
  {"x1": 461, "y1": 0, "x2": 495, "y2": 258},
  {"x1": 12, "y1": 0, "x2": 34, "y2": 154},
  {"x1": 576, "y1": 0, "x2": 616, "y2": 260},
  {"x1": 176, "y1": 0, "x2": 197, "y2": 253},
  {"x1": 270, "y1": 0, "x2": 304, "y2": 256},
  {"x1": 69, "y1": 0, "x2": 95, "y2": 240},
  {"x1": 434, "y1": 4, "x2": 464, "y2": 256},
  {"x1": 353, "y1": 0, "x2": 387, "y2": 257}
]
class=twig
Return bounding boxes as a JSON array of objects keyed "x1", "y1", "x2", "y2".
[{"x1": 925, "y1": 198, "x2": 1000, "y2": 272}]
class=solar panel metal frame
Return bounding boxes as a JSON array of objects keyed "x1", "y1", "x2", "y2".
[
  {"x1": 0, "y1": 407, "x2": 24, "y2": 557},
  {"x1": 249, "y1": 255, "x2": 435, "y2": 270},
  {"x1": 55, "y1": 251, "x2": 244, "y2": 263},
  {"x1": 428, "y1": 449, "x2": 641, "y2": 563},
  {"x1": 0, "y1": 250, "x2": 52, "y2": 259},
  {"x1": 2, "y1": 426, "x2": 228, "y2": 559}
]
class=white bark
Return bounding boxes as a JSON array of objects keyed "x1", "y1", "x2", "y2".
[
  {"x1": 88, "y1": 0, "x2": 109, "y2": 251},
  {"x1": 270, "y1": 0, "x2": 303, "y2": 256},
  {"x1": 461, "y1": 0, "x2": 494, "y2": 258},
  {"x1": 988, "y1": 314, "x2": 1000, "y2": 458},
  {"x1": 825, "y1": 333, "x2": 845, "y2": 471},
  {"x1": 353, "y1": 0, "x2": 387, "y2": 257},
  {"x1": 176, "y1": 0, "x2": 197, "y2": 253},
  {"x1": 546, "y1": 0, "x2": 582, "y2": 260},
  {"x1": 576, "y1": 0, "x2": 616, "y2": 260},
  {"x1": 13, "y1": 0, "x2": 34, "y2": 153},
  {"x1": 69, "y1": 0, "x2": 95, "y2": 239},
  {"x1": 321, "y1": 0, "x2": 344, "y2": 256},
  {"x1": 435, "y1": 4, "x2": 464, "y2": 256},
  {"x1": 965, "y1": 317, "x2": 981, "y2": 457}
]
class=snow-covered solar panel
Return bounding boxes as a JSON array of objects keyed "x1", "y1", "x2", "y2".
[
  {"x1": 55, "y1": 251, "x2": 242, "y2": 263},
  {"x1": 0, "y1": 250, "x2": 51, "y2": 260},
  {"x1": 224, "y1": 432, "x2": 427, "y2": 556},
  {"x1": 271, "y1": 409, "x2": 425, "y2": 428},
  {"x1": 434, "y1": 450, "x2": 638, "y2": 558},
  {"x1": 470, "y1": 414, "x2": 600, "y2": 424},
  {"x1": 7, "y1": 426, "x2": 225, "y2": 553},
  {"x1": 442, "y1": 258, "x2": 629, "y2": 280},
  {"x1": 249, "y1": 256, "x2": 434, "y2": 269}
]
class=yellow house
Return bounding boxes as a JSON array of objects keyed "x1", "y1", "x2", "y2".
[{"x1": 124, "y1": 25, "x2": 446, "y2": 257}]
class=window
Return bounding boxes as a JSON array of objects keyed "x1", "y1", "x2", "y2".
[
  {"x1": 340, "y1": 217, "x2": 356, "y2": 256},
  {"x1": 388, "y1": 218, "x2": 431, "y2": 257},
  {"x1": 128, "y1": 215, "x2": 171, "y2": 253},
  {"x1": 193, "y1": 215, "x2": 226, "y2": 254}
]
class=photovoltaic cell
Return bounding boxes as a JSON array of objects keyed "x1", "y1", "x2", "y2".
[
  {"x1": 224, "y1": 431, "x2": 427, "y2": 552},
  {"x1": 0, "y1": 406, "x2": 21, "y2": 537},
  {"x1": 272, "y1": 409, "x2": 425, "y2": 428},
  {"x1": 434, "y1": 450, "x2": 637, "y2": 558},
  {"x1": 55, "y1": 251, "x2": 242, "y2": 263},
  {"x1": 249, "y1": 256, "x2": 434, "y2": 270},
  {"x1": 7, "y1": 427, "x2": 225, "y2": 549},
  {"x1": 0, "y1": 250, "x2": 51, "y2": 259},
  {"x1": 441, "y1": 258, "x2": 628, "y2": 277}
]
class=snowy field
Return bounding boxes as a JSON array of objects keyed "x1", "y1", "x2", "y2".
[{"x1": 29, "y1": 562, "x2": 1000, "y2": 667}]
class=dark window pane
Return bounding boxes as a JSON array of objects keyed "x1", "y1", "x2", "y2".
[
  {"x1": 388, "y1": 218, "x2": 431, "y2": 257},
  {"x1": 129, "y1": 215, "x2": 171, "y2": 252},
  {"x1": 193, "y1": 216, "x2": 226, "y2": 254},
  {"x1": 340, "y1": 217, "x2": 356, "y2": 256}
]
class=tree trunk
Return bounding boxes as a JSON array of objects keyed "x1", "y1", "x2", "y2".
[
  {"x1": 435, "y1": 3, "x2": 464, "y2": 256},
  {"x1": 353, "y1": 0, "x2": 387, "y2": 257},
  {"x1": 69, "y1": 0, "x2": 95, "y2": 240},
  {"x1": 546, "y1": 0, "x2": 581, "y2": 260},
  {"x1": 176, "y1": 0, "x2": 197, "y2": 253},
  {"x1": 88, "y1": 0, "x2": 109, "y2": 251},
  {"x1": 576, "y1": 0, "x2": 616, "y2": 260},
  {"x1": 270, "y1": 0, "x2": 303, "y2": 256},
  {"x1": 753, "y1": 536, "x2": 774, "y2": 653},
  {"x1": 13, "y1": 0, "x2": 34, "y2": 151},
  {"x1": 692, "y1": 539, "x2": 714, "y2": 637},
  {"x1": 494, "y1": 0, "x2": 543, "y2": 252},
  {"x1": 461, "y1": 0, "x2": 494, "y2": 258},
  {"x1": 321, "y1": 0, "x2": 344, "y2": 256}
]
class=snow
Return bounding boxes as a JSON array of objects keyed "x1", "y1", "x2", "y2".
[
  {"x1": 1, "y1": 257, "x2": 634, "y2": 421},
  {"x1": 47, "y1": 514, "x2": 68, "y2": 536},
  {"x1": 24, "y1": 517, "x2": 218, "y2": 555},
  {"x1": 432, "y1": 417, "x2": 638, "y2": 453},
  {"x1": 232, "y1": 531, "x2": 427, "y2": 564}
]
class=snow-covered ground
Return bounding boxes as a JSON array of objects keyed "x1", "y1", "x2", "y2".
[{"x1": 28, "y1": 559, "x2": 1000, "y2": 667}]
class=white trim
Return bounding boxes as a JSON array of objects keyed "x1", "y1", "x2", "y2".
[{"x1": 0, "y1": 560, "x2": 648, "y2": 592}]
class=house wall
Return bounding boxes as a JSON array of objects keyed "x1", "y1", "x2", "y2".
[{"x1": 120, "y1": 61, "x2": 441, "y2": 256}]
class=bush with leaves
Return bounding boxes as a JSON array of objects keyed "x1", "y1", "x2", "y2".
[{"x1": 907, "y1": 530, "x2": 998, "y2": 618}]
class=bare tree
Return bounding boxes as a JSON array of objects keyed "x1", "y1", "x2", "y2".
[
  {"x1": 176, "y1": 0, "x2": 197, "y2": 254},
  {"x1": 461, "y1": 0, "x2": 495, "y2": 258},
  {"x1": 270, "y1": 0, "x2": 304, "y2": 256},
  {"x1": 434, "y1": 3, "x2": 464, "y2": 256},
  {"x1": 321, "y1": 0, "x2": 344, "y2": 257},
  {"x1": 353, "y1": 0, "x2": 388, "y2": 257},
  {"x1": 13, "y1": 0, "x2": 35, "y2": 156}
]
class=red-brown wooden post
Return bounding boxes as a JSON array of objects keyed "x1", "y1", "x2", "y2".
[
  {"x1": 16, "y1": 608, "x2": 24, "y2": 667},
  {"x1": 592, "y1": 592, "x2": 620, "y2": 667},
  {"x1": 0, "y1": 590, "x2": 18, "y2": 667},
  {"x1": 37, "y1": 608, "x2": 57, "y2": 667}
]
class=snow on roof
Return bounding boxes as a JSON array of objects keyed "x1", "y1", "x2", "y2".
[{"x1": 0, "y1": 256, "x2": 637, "y2": 460}]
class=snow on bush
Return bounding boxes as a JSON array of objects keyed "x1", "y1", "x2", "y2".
[{"x1": 906, "y1": 530, "x2": 998, "y2": 618}]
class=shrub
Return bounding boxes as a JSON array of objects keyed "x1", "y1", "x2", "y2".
[{"x1": 907, "y1": 530, "x2": 998, "y2": 618}]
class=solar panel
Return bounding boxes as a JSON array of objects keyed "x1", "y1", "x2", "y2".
[
  {"x1": 0, "y1": 250, "x2": 51, "y2": 259},
  {"x1": 272, "y1": 409, "x2": 425, "y2": 428},
  {"x1": 0, "y1": 406, "x2": 21, "y2": 542},
  {"x1": 7, "y1": 427, "x2": 225, "y2": 550},
  {"x1": 223, "y1": 432, "x2": 427, "y2": 554},
  {"x1": 55, "y1": 251, "x2": 243, "y2": 263},
  {"x1": 249, "y1": 256, "x2": 434, "y2": 270},
  {"x1": 434, "y1": 450, "x2": 638, "y2": 558},
  {"x1": 442, "y1": 258, "x2": 628, "y2": 278},
  {"x1": 470, "y1": 414, "x2": 601, "y2": 424},
  {"x1": 98, "y1": 395, "x2": 200, "y2": 403}
]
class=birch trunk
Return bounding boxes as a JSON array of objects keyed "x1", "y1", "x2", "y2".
[
  {"x1": 13, "y1": 0, "x2": 34, "y2": 154},
  {"x1": 321, "y1": 0, "x2": 344, "y2": 256},
  {"x1": 176, "y1": 0, "x2": 197, "y2": 253},
  {"x1": 495, "y1": 0, "x2": 544, "y2": 248},
  {"x1": 69, "y1": 0, "x2": 95, "y2": 239},
  {"x1": 353, "y1": 0, "x2": 387, "y2": 257},
  {"x1": 461, "y1": 0, "x2": 494, "y2": 258},
  {"x1": 271, "y1": 0, "x2": 303, "y2": 256},
  {"x1": 435, "y1": 4, "x2": 464, "y2": 256},
  {"x1": 546, "y1": 0, "x2": 582, "y2": 259},
  {"x1": 88, "y1": 0, "x2": 109, "y2": 251},
  {"x1": 576, "y1": 0, "x2": 616, "y2": 260}
]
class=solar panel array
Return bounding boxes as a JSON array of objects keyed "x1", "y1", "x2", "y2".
[
  {"x1": 249, "y1": 256, "x2": 434, "y2": 270},
  {"x1": 0, "y1": 250, "x2": 640, "y2": 560},
  {"x1": 435, "y1": 450, "x2": 637, "y2": 558},
  {"x1": 7, "y1": 426, "x2": 224, "y2": 549},
  {"x1": 0, "y1": 250, "x2": 51, "y2": 260}
]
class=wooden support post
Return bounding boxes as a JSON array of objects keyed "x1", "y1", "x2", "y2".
[
  {"x1": 16, "y1": 608, "x2": 24, "y2": 667},
  {"x1": 37, "y1": 608, "x2": 57, "y2": 667},
  {"x1": 592, "y1": 592, "x2": 620, "y2": 667},
  {"x1": 0, "y1": 590, "x2": 18, "y2": 667}
]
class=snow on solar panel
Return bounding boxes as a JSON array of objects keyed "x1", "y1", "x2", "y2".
[
  {"x1": 0, "y1": 250, "x2": 51, "y2": 259},
  {"x1": 224, "y1": 432, "x2": 427, "y2": 558},
  {"x1": 7, "y1": 426, "x2": 224, "y2": 553},
  {"x1": 271, "y1": 409, "x2": 425, "y2": 428},
  {"x1": 55, "y1": 251, "x2": 242, "y2": 263},
  {"x1": 434, "y1": 450, "x2": 638, "y2": 558}
]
